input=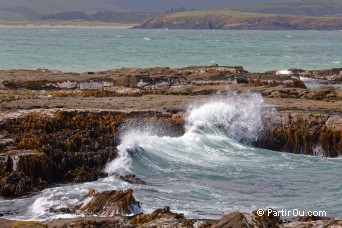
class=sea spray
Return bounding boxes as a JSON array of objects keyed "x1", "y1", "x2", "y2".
[
  {"x1": 185, "y1": 92, "x2": 265, "y2": 143},
  {"x1": 106, "y1": 93, "x2": 266, "y2": 174}
]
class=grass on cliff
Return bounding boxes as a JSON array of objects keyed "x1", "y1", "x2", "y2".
[
  {"x1": 163, "y1": 9, "x2": 342, "y2": 21},
  {"x1": 230, "y1": 0, "x2": 342, "y2": 17},
  {"x1": 165, "y1": 10, "x2": 272, "y2": 19}
]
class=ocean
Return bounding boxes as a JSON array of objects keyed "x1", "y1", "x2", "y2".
[
  {"x1": 0, "y1": 28, "x2": 341, "y2": 72},
  {"x1": 1, "y1": 93, "x2": 342, "y2": 221},
  {"x1": 0, "y1": 28, "x2": 342, "y2": 221}
]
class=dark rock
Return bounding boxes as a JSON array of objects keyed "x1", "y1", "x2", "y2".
[
  {"x1": 131, "y1": 206, "x2": 185, "y2": 226},
  {"x1": 325, "y1": 220, "x2": 342, "y2": 227},
  {"x1": 256, "y1": 112, "x2": 342, "y2": 157},
  {"x1": 289, "y1": 68, "x2": 305, "y2": 74},
  {"x1": 64, "y1": 167, "x2": 107, "y2": 183},
  {"x1": 120, "y1": 174, "x2": 146, "y2": 185},
  {"x1": 252, "y1": 208, "x2": 281, "y2": 227},
  {"x1": 75, "y1": 189, "x2": 143, "y2": 216},
  {"x1": 49, "y1": 207, "x2": 74, "y2": 214},
  {"x1": 0, "y1": 150, "x2": 52, "y2": 197},
  {"x1": 292, "y1": 78, "x2": 307, "y2": 89},
  {"x1": 236, "y1": 75, "x2": 249, "y2": 84},
  {"x1": 0, "y1": 213, "x2": 3, "y2": 217},
  {"x1": 0, "y1": 172, "x2": 35, "y2": 197},
  {"x1": 297, "y1": 215, "x2": 329, "y2": 222},
  {"x1": 46, "y1": 217, "x2": 131, "y2": 228},
  {"x1": 212, "y1": 212, "x2": 249, "y2": 228}
]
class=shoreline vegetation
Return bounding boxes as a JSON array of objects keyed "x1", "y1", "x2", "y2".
[
  {"x1": 0, "y1": 65, "x2": 341, "y2": 227},
  {"x1": 0, "y1": 20, "x2": 136, "y2": 28}
]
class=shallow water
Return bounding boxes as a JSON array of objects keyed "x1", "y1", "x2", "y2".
[
  {"x1": 300, "y1": 77, "x2": 342, "y2": 89},
  {"x1": 1, "y1": 93, "x2": 341, "y2": 221},
  {"x1": 0, "y1": 28, "x2": 341, "y2": 72}
]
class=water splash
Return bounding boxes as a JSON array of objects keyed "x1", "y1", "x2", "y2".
[
  {"x1": 106, "y1": 93, "x2": 265, "y2": 174},
  {"x1": 186, "y1": 93, "x2": 264, "y2": 143}
]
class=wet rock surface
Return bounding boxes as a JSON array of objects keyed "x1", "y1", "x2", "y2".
[
  {"x1": 0, "y1": 110, "x2": 184, "y2": 197},
  {"x1": 1, "y1": 207, "x2": 340, "y2": 227},
  {"x1": 257, "y1": 112, "x2": 342, "y2": 157},
  {"x1": 120, "y1": 174, "x2": 146, "y2": 185},
  {"x1": 0, "y1": 150, "x2": 52, "y2": 197},
  {"x1": 75, "y1": 189, "x2": 143, "y2": 216}
]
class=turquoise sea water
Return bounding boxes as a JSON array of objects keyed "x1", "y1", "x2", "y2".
[{"x1": 0, "y1": 28, "x2": 341, "y2": 72}]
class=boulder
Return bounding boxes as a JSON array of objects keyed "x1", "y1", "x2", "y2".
[
  {"x1": 131, "y1": 206, "x2": 185, "y2": 226},
  {"x1": 292, "y1": 78, "x2": 307, "y2": 89},
  {"x1": 212, "y1": 212, "x2": 249, "y2": 228},
  {"x1": 75, "y1": 189, "x2": 143, "y2": 216},
  {"x1": 120, "y1": 174, "x2": 146, "y2": 185},
  {"x1": 236, "y1": 75, "x2": 249, "y2": 84}
]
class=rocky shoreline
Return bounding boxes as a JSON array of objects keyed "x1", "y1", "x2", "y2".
[
  {"x1": 0, "y1": 65, "x2": 341, "y2": 226},
  {"x1": 1, "y1": 189, "x2": 341, "y2": 227}
]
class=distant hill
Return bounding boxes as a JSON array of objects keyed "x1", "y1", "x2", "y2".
[
  {"x1": 0, "y1": 0, "x2": 123, "y2": 20},
  {"x1": 41, "y1": 11, "x2": 158, "y2": 23},
  {"x1": 0, "y1": 0, "x2": 341, "y2": 23},
  {"x1": 135, "y1": 10, "x2": 342, "y2": 30},
  {"x1": 0, "y1": 0, "x2": 288, "y2": 20},
  {"x1": 230, "y1": 0, "x2": 342, "y2": 17}
]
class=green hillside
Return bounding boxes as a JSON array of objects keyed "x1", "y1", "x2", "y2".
[
  {"x1": 230, "y1": 0, "x2": 342, "y2": 16},
  {"x1": 136, "y1": 9, "x2": 342, "y2": 30},
  {"x1": 0, "y1": 0, "x2": 341, "y2": 21},
  {"x1": 0, "y1": 0, "x2": 123, "y2": 20}
]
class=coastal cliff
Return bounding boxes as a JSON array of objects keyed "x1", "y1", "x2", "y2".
[{"x1": 135, "y1": 10, "x2": 342, "y2": 30}]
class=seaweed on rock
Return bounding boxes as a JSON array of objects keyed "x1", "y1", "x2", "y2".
[
  {"x1": 0, "y1": 110, "x2": 185, "y2": 197},
  {"x1": 76, "y1": 189, "x2": 142, "y2": 216}
]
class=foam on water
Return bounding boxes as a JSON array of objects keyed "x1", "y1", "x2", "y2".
[
  {"x1": 276, "y1": 70, "x2": 292, "y2": 75},
  {"x1": 1, "y1": 93, "x2": 342, "y2": 221}
]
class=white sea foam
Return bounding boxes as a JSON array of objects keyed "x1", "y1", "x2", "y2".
[
  {"x1": 186, "y1": 93, "x2": 264, "y2": 143},
  {"x1": 276, "y1": 70, "x2": 292, "y2": 75},
  {"x1": 106, "y1": 93, "x2": 265, "y2": 174}
]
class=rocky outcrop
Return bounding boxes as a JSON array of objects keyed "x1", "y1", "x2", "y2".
[
  {"x1": 257, "y1": 112, "x2": 342, "y2": 157},
  {"x1": 0, "y1": 150, "x2": 53, "y2": 197},
  {"x1": 211, "y1": 212, "x2": 248, "y2": 228},
  {"x1": 0, "y1": 110, "x2": 184, "y2": 197},
  {"x1": 75, "y1": 189, "x2": 143, "y2": 216},
  {"x1": 130, "y1": 206, "x2": 186, "y2": 227},
  {"x1": 294, "y1": 68, "x2": 342, "y2": 81},
  {"x1": 1, "y1": 207, "x2": 338, "y2": 227},
  {"x1": 120, "y1": 174, "x2": 146, "y2": 185}
]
